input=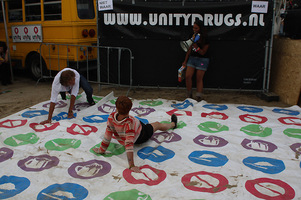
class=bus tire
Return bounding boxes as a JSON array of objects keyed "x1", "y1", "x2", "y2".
[{"x1": 29, "y1": 54, "x2": 47, "y2": 81}]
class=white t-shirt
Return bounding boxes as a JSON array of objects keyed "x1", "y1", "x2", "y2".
[{"x1": 50, "y1": 68, "x2": 80, "y2": 103}]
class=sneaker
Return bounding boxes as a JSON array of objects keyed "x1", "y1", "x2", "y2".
[
  {"x1": 89, "y1": 101, "x2": 96, "y2": 106},
  {"x1": 171, "y1": 114, "x2": 178, "y2": 129},
  {"x1": 196, "y1": 96, "x2": 203, "y2": 102}
]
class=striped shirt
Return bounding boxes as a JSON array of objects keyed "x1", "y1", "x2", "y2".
[{"x1": 99, "y1": 112, "x2": 142, "y2": 153}]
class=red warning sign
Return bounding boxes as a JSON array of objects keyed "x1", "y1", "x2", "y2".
[
  {"x1": 245, "y1": 177, "x2": 295, "y2": 199},
  {"x1": 29, "y1": 122, "x2": 60, "y2": 132},
  {"x1": 181, "y1": 171, "x2": 229, "y2": 193},
  {"x1": 201, "y1": 112, "x2": 228, "y2": 120},
  {"x1": 167, "y1": 109, "x2": 192, "y2": 117},
  {"x1": 278, "y1": 117, "x2": 301, "y2": 126},
  {"x1": 0, "y1": 119, "x2": 27, "y2": 128},
  {"x1": 67, "y1": 124, "x2": 98, "y2": 136},
  {"x1": 123, "y1": 165, "x2": 167, "y2": 186},
  {"x1": 239, "y1": 114, "x2": 267, "y2": 124}
]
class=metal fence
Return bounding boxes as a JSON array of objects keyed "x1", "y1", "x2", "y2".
[{"x1": 37, "y1": 43, "x2": 133, "y2": 94}]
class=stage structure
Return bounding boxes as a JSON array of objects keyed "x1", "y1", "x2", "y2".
[{"x1": 97, "y1": 0, "x2": 274, "y2": 91}]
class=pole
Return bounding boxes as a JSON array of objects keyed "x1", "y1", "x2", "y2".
[
  {"x1": 96, "y1": 0, "x2": 101, "y2": 92},
  {"x1": 1, "y1": 0, "x2": 14, "y2": 82}
]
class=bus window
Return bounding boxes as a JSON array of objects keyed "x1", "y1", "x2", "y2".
[
  {"x1": 0, "y1": 3, "x2": 3, "y2": 22},
  {"x1": 76, "y1": 0, "x2": 95, "y2": 19},
  {"x1": 44, "y1": 0, "x2": 62, "y2": 21},
  {"x1": 8, "y1": 1, "x2": 23, "y2": 22},
  {"x1": 25, "y1": 0, "x2": 41, "y2": 21}
]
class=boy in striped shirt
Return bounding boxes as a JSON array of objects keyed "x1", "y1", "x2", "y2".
[{"x1": 93, "y1": 96, "x2": 177, "y2": 172}]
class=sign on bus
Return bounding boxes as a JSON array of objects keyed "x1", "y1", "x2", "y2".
[{"x1": 12, "y1": 25, "x2": 43, "y2": 43}]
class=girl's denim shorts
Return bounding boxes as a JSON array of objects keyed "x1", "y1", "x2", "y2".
[{"x1": 187, "y1": 56, "x2": 209, "y2": 71}]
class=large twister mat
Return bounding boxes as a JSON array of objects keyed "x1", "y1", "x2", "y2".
[{"x1": 0, "y1": 91, "x2": 301, "y2": 200}]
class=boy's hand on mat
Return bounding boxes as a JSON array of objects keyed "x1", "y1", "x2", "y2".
[
  {"x1": 40, "y1": 119, "x2": 51, "y2": 125},
  {"x1": 93, "y1": 148, "x2": 104, "y2": 154}
]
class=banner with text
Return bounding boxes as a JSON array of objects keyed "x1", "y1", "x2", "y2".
[{"x1": 98, "y1": 0, "x2": 273, "y2": 41}]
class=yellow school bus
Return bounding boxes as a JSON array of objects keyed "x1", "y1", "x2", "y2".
[{"x1": 0, "y1": 0, "x2": 97, "y2": 80}]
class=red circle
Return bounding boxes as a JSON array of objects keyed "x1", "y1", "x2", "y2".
[
  {"x1": 181, "y1": 171, "x2": 229, "y2": 193},
  {"x1": 239, "y1": 114, "x2": 268, "y2": 124},
  {"x1": 24, "y1": 27, "x2": 28, "y2": 34},
  {"x1": 245, "y1": 177, "x2": 295, "y2": 199},
  {"x1": 34, "y1": 27, "x2": 39, "y2": 34},
  {"x1": 278, "y1": 117, "x2": 301, "y2": 126},
  {"x1": 14, "y1": 28, "x2": 19, "y2": 34}
]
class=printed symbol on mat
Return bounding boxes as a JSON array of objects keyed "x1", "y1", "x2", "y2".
[
  {"x1": 239, "y1": 114, "x2": 268, "y2": 124},
  {"x1": 67, "y1": 123, "x2": 98, "y2": 136},
  {"x1": 123, "y1": 165, "x2": 166, "y2": 186},
  {"x1": 198, "y1": 121, "x2": 229, "y2": 133},
  {"x1": 138, "y1": 146, "x2": 175, "y2": 163},
  {"x1": 273, "y1": 108, "x2": 300, "y2": 116},
  {"x1": 131, "y1": 107, "x2": 155, "y2": 116},
  {"x1": 283, "y1": 128, "x2": 301, "y2": 139},
  {"x1": 0, "y1": 119, "x2": 27, "y2": 128},
  {"x1": 245, "y1": 178, "x2": 295, "y2": 200},
  {"x1": 166, "y1": 109, "x2": 192, "y2": 117},
  {"x1": 45, "y1": 138, "x2": 81, "y2": 151},
  {"x1": 243, "y1": 156, "x2": 285, "y2": 174},
  {"x1": 193, "y1": 135, "x2": 228, "y2": 148},
  {"x1": 4, "y1": 132, "x2": 39, "y2": 147},
  {"x1": 37, "y1": 183, "x2": 88, "y2": 200},
  {"x1": 104, "y1": 189, "x2": 152, "y2": 200},
  {"x1": 289, "y1": 143, "x2": 301, "y2": 156},
  {"x1": 66, "y1": 94, "x2": 82, "y2": 100},
  {"x1": 52, "y1": 112, "x2": 77, "y2": 121},
  {"x1": 240, "y1": 124, "x2": 272, "y2": 137},
  {"x1": 21, "y1": 110, "x2": 48, "y2": 118},
  {"x1": 237, "y1": 106, "x2": 263, "y2": 113},
  {"x1": 188, "y1": 151, "x2": 228, "y2": 167},
  {"x1": 18, "y1": 154, "x2": 59, "y2": 172},
  {"x1": 29, "y1": 122, "x2": 60, "y2": 132},
  {"x1": 135, "y1": 116, "x2": 149, "y2": 124},
  {"x1": 203, "y1": 104, "x2": 228, "y2": 111},
  {"x1": 91, "y1": 142, "x2": 125, "y2": 157},
  {"x1": 181, "y1": 171, "x2": 229, "y2": 193},
  {"x1": 201, "y1": 112, "x2": 228, "y2": 120},
  {"x1": 0, "y1": 147, "x2": 13, "y2": 163},
  {"x1": 43, "y1": 100, "x2": 67, "y2": 108},
  {"x1": 73, "y1": 102, "x2": 90, "y2": 111},
  {"x1": 278, "y1": 117, "x2": 301, "y2": 126},
  {"x1": 68, "y1": 159, "x2": 111, "y2": 179},
  {"x1": 241, "y1": 139, "x2": 277, "y2": 152},
  {"x1": 139, "y1": 100, "x2": 163, "y2": 107},
  {"x1": 171, "y1": 99, "x2": 193, "y2": 109},
  {"x1": 83, "y1": 114, "x2": 109, "y2": 123},
  {"x1": 151, "y1": 131, "x2": 182, "y2": 144},
  {"x1": 98, "y1": 103, "x2": 116, "y2": 114},
  {"x1": 0, "y1": 175, "x2": 30, "y2": 199}
]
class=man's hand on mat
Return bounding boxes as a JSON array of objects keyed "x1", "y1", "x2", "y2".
[
  {"x1": 130, "y1": 166, "x2": 141, "y2": 173},
  {"x1": 40, "y1": 119, "x2": 51, "y2": 125}
]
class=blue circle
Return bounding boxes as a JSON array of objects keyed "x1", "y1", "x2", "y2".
[
  {"x1": 135, "y1": 116, "x2": 149, "y2": 125},
  {"x1": 171, "y1": 100, "x2": 193, "y2": 109},
  {"x1": 52, "y1": 112, "x2": 77, "y2": 121},
  {"x1": 272, "y1": 108, "x2": 300, "y2": 116},
  {"x1": 243, "y1": 156, "x2": 285, "y2": 174},
  {"x1": 237, "y1": 106, "x2": 263, "y2": 113},
  {"x1": 0, "y1": 175, "x2": 30, "y2": 199},
  {"x1": 137, "y1": 146, "x2": 175, "y2": 163},
  {"x1": 37, "y1": 183, "x2": 88, "y2": 200},
  {"x1": 21, "y1": 110, "x2": 48, "y2": 118},
  {"x1": 188, "y1": 150, "x2": 228, "y2": 167},
  {"x1": 203, "y1": 104, "x2": 228, "y2": 111},
  {"x1": 83, "y1": 115, "x2": 109, "y2": 123}
]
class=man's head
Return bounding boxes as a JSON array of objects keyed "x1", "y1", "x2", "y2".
[
  {"x1": 60, "y1": 70, "x2": 75, "y2": 86},
  {"x1": 116, "y1": 96, "x2": 132, "y2": 115}
]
